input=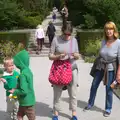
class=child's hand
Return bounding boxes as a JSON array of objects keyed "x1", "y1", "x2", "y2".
[
  {"x1": 0, "y1": 78, "x2": 6, "y2": 83},
  {"x1": 9, "y1": 89, "x2": 15, "y2": 94}
]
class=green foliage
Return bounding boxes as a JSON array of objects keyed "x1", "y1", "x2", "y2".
[
  {"x1": 84, "y1": 56, "x2": 96, "y2": 63},
  {"x1": 67, "y1": 0, "x2": 120, "y2": 29},
  {"x1": 0, "y1": 0, "x2": 20, "y2": 30},
  {"x1": 0, "y1": 32, "x2": 29, "y2": 63},
  {"x1": 84, "y1": 38, "x2": 101, "y2": 63},
  {"x1": 0, "y1": 40, "x2": 16, "y2": 57},
  {"x1": 21, "y1": 16, "x2": 43, "y2": 28},
  {"x1": 0, "y1": 32, "x2": 29, "y2": 48},
  {"x1": 84, "y1": 39, "x2": 101, "y2": 56},
  {"x1": 0, "y1": 40, "x2": 24, "y2": 63},
  {"x1": 76, "y1": 31, "x2": 103, "y2": 53},
  {"x1": 0, "y1": 0, "x2": 54, "y2": 30},
  {"x1": 83, "y1": 14, "x2": 96, "y2": 28}
]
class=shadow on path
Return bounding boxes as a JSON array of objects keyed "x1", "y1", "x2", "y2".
[
  {"x1": 59, "y1": 112, "x2": 71, "y2": 119},
  {"x1": 35, "y1": 102, "x2": 52, "y2": 118},
  {"x1": 0, "y1": 111, "x2": 6, "y2": 120},
  {"x1": 62, "y1": 97, "x2": 103, "y2": 113},
  {"x1": 77, "y1": 100, "x2": 103, "y2": 113},
  {"x1": 35, "y1": 102, "x2": 72, "y2": 119}
]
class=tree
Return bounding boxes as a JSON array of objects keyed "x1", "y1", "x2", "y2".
[{"x1": 0, "y1": 0, "x2": 21, "y2": 30}]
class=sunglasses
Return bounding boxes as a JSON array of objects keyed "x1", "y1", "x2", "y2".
[{"x1": 64, "y1": 33, "x2": 71, "y2": 36}]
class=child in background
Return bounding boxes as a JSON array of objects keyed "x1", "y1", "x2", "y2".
[
  {"x1": 0, "y1": 57, "x2": 19, "y2": 120},
  {"x1": 52, "y1": 12, "x2": 56, "y2": 22},
  {"x1": 52, "y1": 7, "x2": 57, "y2": 22},
  {"x1": 9, "y1": 49, "x2": 36, "y2": 120}
]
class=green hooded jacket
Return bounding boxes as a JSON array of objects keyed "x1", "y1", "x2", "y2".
[
  {"x1": 2, "y1": 70, "x2": 19, "y2": 96},
  {"x1": 13, "y1": 49, "x2": 36, "y2": 106}
]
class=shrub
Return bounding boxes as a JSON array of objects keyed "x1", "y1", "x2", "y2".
[
  {"x1": 84, "y1": 38, "x2": 101, "y2": 63},
  {"x1": 0, "y1": 32, "x2": 29, "y2": 48},
  {"x1": 83, "y1": 14, "x2": 97, "y2": 29},
  {"x1": 0, "y1": 41, "x2": 24, "y2": 63},
  {"x1": 0, "y1": 40, "x2": 16, "y2": 57},
  {"x1": 21, "y1": 15, "x2": 43, "y2": 28},
  {"x1": 0, "y1": 32, "x2": 29, "y2": 63},
  {"x1": 76, "y1": 31, "x2": 103, "y2": 53},
  {"x1": 84, "y1": 56, "x2": 96, "y2": 63},
  {"x1": 84, "y1": 38, "x2": 101, "y2": 56}
]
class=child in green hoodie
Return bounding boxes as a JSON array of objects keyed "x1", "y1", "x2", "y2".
[
  {"x1": 9, "y1": 49, "x2": 36, "y2": 120},
  {"x1": 0, "y1": 57, "x2": 19, "y2": 120}
]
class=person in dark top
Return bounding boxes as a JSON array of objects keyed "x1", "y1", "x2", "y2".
[{"x1": 46, "y1": 21, "x2": 56, "y2": 47}]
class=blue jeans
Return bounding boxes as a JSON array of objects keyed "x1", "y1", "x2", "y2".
[{"x1": 88, "y1": 70, "x2": 114, "y2": 112}]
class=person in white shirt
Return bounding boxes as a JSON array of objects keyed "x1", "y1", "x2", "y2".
[{"x1": 35, "y1": 24, "x2": 45, "y2": 54}]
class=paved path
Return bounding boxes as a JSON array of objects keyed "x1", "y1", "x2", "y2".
[{"x1": 0, "y1": 11, "x2": 120, "y2": 120}]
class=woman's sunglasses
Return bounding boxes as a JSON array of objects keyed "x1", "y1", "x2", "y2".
[{"x1": 64, "y1": 33, "x2": 71, "y2": 36}]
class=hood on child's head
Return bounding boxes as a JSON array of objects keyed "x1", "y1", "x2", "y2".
[{"x1": 13, "y1": 49, "x2": 29, "y2": 70}]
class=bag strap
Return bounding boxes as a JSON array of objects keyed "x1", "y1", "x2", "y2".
[{"x1": 69, "y1": 37, "x2": 73, "y2": 56}]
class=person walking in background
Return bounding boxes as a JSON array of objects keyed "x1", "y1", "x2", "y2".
[
  {"x1": 35, "y1": 24, "x2": 45, "y2": 54},
  {"x1": 84, "y1": 21, "x2": 120, "y2": 117},
  {"x1": 49, "y1": 21, "x2": 80, "y2": 120},
  {"x1": 61, "y1": 4, "x2": 69, "y2": 26},
  {"x1": 9, "y1": 49, "x2": 36, "y2": 120},
  {"x1": 52, "y1": 12, "x2": 56, "y2": 23},
  {"x1": 46, "y1": 21, "x2": 56, "y2": 47},
  {"x1": 52, "y1": 7, "x2": 57, "y2": 23},
  {"x1": 0, "y1": 57, "x2": 19, "y2": 120}
]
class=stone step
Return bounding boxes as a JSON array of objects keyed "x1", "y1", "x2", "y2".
[
  {"x1": 29, "y1": 53, "x2": 48, "y2": 57},
  {"x1": 28, "y1": 47, "x2": 50, "y2": 52},
  {"x1": 29, "y1": 51, "x2": 49, "y2": 57},
  {"x1": 28, "y1": 40, "x2": 49, "y2": 45},
  {"x1": 28, "y1": 42, "x2": 50, "y2": 47}
]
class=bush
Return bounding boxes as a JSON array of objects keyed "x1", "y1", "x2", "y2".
[
  {"x1": 0, "y1": 41, "x2": 24, "y2": 63},
  {"x1": 0, "y1": 32, "x2": 29, "y2": 63},
  {"x1": 0, "y1": 32, "x2": 29, "y2": 48},
  {"x1": 84, "y1": 39, "x2": 101, "y2": 56},
  {"x1": 84, "y1": 56, "x2": 96, "y2": 63},
  {"x1": 22, "y1": 15, "x2": 43, "y2": 28},
  {"x1": 76, "y1": 31, "x2": 103, "y2": 53},
  {"x1": 83, "y1": 38, "x2": 101, "y2": 63},
  {"x1": 83, "y1": 14, "x2": 97, "y2": 29},
  {"x1": 0, "y1": 40, "x2": 16, "y2": 57}
]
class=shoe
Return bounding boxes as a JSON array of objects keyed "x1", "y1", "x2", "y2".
[
  {"x1": 83, "y1": 105, "x2": 92, "y2": 111},
  {"x1": 103, "y1": 111, "x2": 111, "y2": 117},
  {"x1": 52, "y1": 116, "x2": 58, "y2": 120},
  {"x1": 71, "y1": 116, "x2": 78, "y2": 120},
  {"x1": 36, "y1": 51, "x2": 39, "y2": 55},
  {"x1": 62, "y1": 86, "x2": 67, "y2": 90}
]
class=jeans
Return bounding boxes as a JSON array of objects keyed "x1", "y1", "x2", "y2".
[{"x1": 88, "y1": 69, "x2": 114, "y2": 112}]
